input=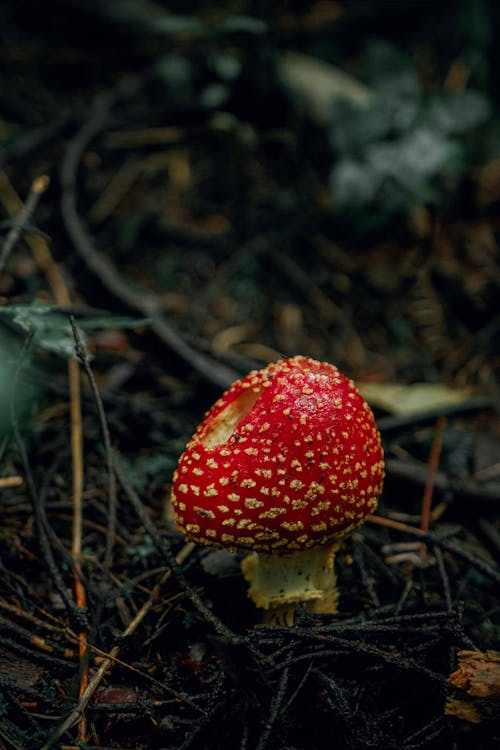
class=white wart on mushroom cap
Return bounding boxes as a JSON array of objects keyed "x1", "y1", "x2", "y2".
[{"x1": 171, "y1": 356, "x2": 385, "y2": 553}]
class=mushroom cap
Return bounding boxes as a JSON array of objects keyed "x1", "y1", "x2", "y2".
[{"x1": 171, "y1": 356, "x2": 384, "y2": 553}]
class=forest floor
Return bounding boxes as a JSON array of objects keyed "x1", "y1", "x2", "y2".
[{"x1": 0, "y1": 2, "x2": 499, "y2": 749}]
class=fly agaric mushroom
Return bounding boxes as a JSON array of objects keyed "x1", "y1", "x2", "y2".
[{"x1": 171, "y1": 356, "x2": 384, "y2": 625}]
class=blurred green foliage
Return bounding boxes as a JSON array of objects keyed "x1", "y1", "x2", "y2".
[
  {"x1": 0, "y1": 325, "x2": 40, "y2": 448},
  {"x1": 329, "y1": 41, "x2": 492, "y2": 230}
]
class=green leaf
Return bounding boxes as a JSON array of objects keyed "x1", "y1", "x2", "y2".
[
  {"x1": 0, "y1": 302, "x2": 149, "y2": 360},
  {"x1": 424, "y1": 90, "x2": 492, "y2": 135},
  {"x1": 211, "y1": 53, "x2": 241, "y2": 81},
  {"x1": 153, "y1": 55, "x2": 195, "y2": 106},
  {"x1": 366, "y1": 127, "x2": 463, "y2": 192},
  {"x1": 365, "y1": 42, "x2": 421, "y2": 131},
  {"x1": 0, "y1": 326, "x2": 42, "y2": 443},
  {"x1": 153, "y1": 15, "x2": 204, "y2": 35},
  {"x1": 330, "y1": 158, "x2": 382, "y2": 207},
  {"x1": 217, "y1": 16, "x2": 267, "y2": 35},
  {"x1": 200, "y1": 83, "x2": 230, "y2": 109},
  {"x1": 327, "y1": 37, "x2": 493, "y2": 234},
  {"x1": 329, "y1": 98, "x2": 391, "y2": 154},
  {"x1": 79, "y1": 316, "x2": 149, "y2": 331},
  {"x1": 0, "y1": 302, "x2": 84, "y2": 360},
  {"x1": 0, "y1": 300, "x2": 58, "y2": 327}
]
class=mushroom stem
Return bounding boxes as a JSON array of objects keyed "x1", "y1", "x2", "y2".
[{"x1": 241, "y1": 543, "x2": 340, "y2": 626}]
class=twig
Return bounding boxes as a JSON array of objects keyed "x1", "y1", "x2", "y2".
[
  {"x1": 279, "y1": 660, "x2": 314, "y2": 716},
  {"x1": 60, "y1": 89, "x2": 238, "y2": 389},
  {"x1": 351, "y1": 534, "x2": 380, "y2": 607},
  {"x1": 368, "y1": 514, "x2": 500, "y2": 584},
  {"x1": 385, "y1": 457, "x2": 500, "y2": 503},
  {"x1": 269, "y1": 635, "x2": 445, "y2": 682},
  {"x1": 0, "y1": 598, "x2": 64, "y2": 635},
  {"x1": 0, "y1": 632, "x2": 73, "y2": 672},
  {"x1": 403, "y1": 714, "x2": 447, "y2": 748},
  {"x1": 420, "y1": 417, "x2": 446, "y2": 557},
  {"x1": 0, "y1": 169, "x2": 66, "y2": 299},
  {"x1": 433, "y1": 546, "x2": 452, "y2": 612},
  {"x1": 1, "y1": 113, "x2": 70, "y2": 162},
  {"x1": 68, "y1": 352, "x2": 88, "y2": 743},
  {"x1": 377, "y1": 395, "x2": 492, "y2": 433},
  {"x1": 40, "y1": 542, "x2": 195, "y2": 750},
  {"x1": 0, "y1": 613, "x2": 74, "y2": 661},
  {"x1": 367, "y1": 514, "x2": 428, "y2": 537},
  {"x1": 435, "y1": 537, "x2": 500, "y2": 583},
  {"x1": 69, "y1": 316, "x2": 116, "y2": 575},
  {"x1": 476, "y1": 517, "x2": 500, "y2": 557},
  {"x1": 315, "y1": 669, "x2": 354, "y2": 725},
  {"x1": 0, "y1": 172, "x2": 49, "y2": 274},
  {"x1": 394, "y1": 576, "x2": 415, "y2": 616},
  {"x1": 255, "y1": 667, "x2": 290, "y2": 750}
]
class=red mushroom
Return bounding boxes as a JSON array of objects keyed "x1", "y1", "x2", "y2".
[{"x1": 171, "y1": 356, "x2": 384, "y2": 625}]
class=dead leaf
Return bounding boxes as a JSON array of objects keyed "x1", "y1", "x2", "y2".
[{"x1": 357, "y1": 382, "x2": 472, "y2": 416}]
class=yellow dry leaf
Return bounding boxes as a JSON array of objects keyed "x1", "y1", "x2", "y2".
[{"x1": 357, "y1": 382, "x2": 472, "y2": 416}]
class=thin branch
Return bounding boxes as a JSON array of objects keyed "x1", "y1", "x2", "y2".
[
  {"x1": 0, "y1": 170, "x2": 67, "y2": 300},
  {"x1": 433, "y1": 546, "x2": 452, "y2": 612},
  {"x1": 385, "y1": 457, "x2": 500, "y2": 503},
  {"x1": 69, "y1": 316, "x2": 117, "y2": 575},
  {"x1": 377, "y1": 395, "x2": 492, "y2": 433},
  {"x1": 255, "y1": 667, "x2": 290, "y2": 750},
  {"x1": 0, "y1": 172, "x2": 49, "y2": 274},
  {"x1": 419, "y1": 416, "x2": 446, "y2": 557},
  {"x1": 68, "y1": 355, "x2": 88, "y2": 743}
]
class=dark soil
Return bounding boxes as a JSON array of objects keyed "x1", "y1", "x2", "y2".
[{"x1": 0, "y1": 2, "x2": 499, "y2": 749}]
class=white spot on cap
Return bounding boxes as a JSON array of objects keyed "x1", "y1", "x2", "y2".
[
  {"x1": 241, "y1": 478, "x2": 257, "y2": 488},
  {"x1": 281, "y1": 521, "x2": 304, "y2": 531},
  {"x1": 203, "y1": 484, "x2": 218, "y2": 497},
  {"x1": 244, "y1": 498, "x2": 264, "y2": 509}
]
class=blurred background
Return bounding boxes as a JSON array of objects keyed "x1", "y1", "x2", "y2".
[{"x1": 1, "y1": 0, "x2": 499, "y2": 404}]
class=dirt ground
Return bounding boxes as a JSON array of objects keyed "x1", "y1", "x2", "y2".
[{"x1": 0, "y1": 2, "x2": 499, "y2": 748}]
